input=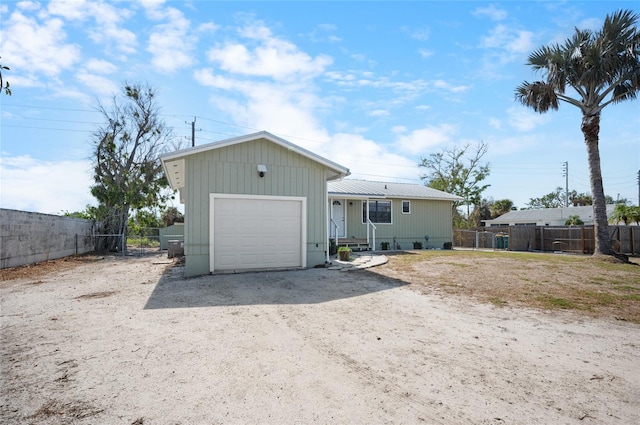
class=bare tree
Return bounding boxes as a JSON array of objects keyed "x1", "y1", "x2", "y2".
[{"x1": 90, "y1": 83, "x2": 174, "y2": 252}]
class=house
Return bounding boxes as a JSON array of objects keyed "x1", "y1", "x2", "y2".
[
  {"x1": 483, "y1": 205, "x2": 616, "y2": 227},
  {"x1": 160, "y1": 131, "x2": 460, "y2": 276},
  {"x1": 160, "y1": 131, "x2": 349, "y2": 276},
  {"x1": 328, "y1": 179, "x2": 462, "y2": 250}
]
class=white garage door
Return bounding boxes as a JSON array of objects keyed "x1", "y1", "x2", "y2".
[{"x1": 210, "y1": 195, "x2": 307, "y2": 272}]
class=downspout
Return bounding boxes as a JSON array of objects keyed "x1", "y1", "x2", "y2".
[{"x1": 325, "y1": 181, "x2": 330, "y2": 264}]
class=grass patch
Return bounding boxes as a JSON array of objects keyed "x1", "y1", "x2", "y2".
[
  {"x1": 375, "y1": 250, "x2": 640, "y2": 323},
  {"x1": 488, "y1": 297, "x2": 508, "y2": 307},
  {"x1": 127, "y1": 237, "x2": 160, "y2": 247},
  {"x1": 537, "y1": 295, "x2": 575, "y2": 309}
]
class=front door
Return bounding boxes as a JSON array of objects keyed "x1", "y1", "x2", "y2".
[{"x1": 331, "y1": 200, "x2": 346, "y2": 238}]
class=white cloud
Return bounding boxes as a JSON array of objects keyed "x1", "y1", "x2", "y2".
[
  {"x1": 0, "y1": 155, "x2": 94, "y2": 214},
  {"x1": 206, "y1": 21, "x2": 333, "y2": 81},
  {"x1": 84, "y1": 58, "x2": 117, "y2": 74},
  {"x1": 481, "y1": 24, "x2": 534, "y2": 55},
  {"x1": 432, "y1": 79, "x2": 471, "y2": 94},
  {"x1": 478, "y1": 24, "x2": 536, "y2": 79},
  {"x1": 305, "y1": 23, "x2": 342, "y2": 43},
  {"x1": 16, "y1": 1, "x2": 40, "y2": 12},
  {"x1": 489, "y1": 117, "x2": 502, "y2": 130},
  {"x1": 395, "y1": 124, "x2": 457, "y2": 156},
  {"x1": 146, "y1": 6, "x2": 196, "y2": 73},
  {"x1": 1, "y1": 10, "x2": 81, "y2": 78},
  {"x1": 410, "y1": 26, "x2": 430, "y2": 41},
  {"x1": 76, "y1": 71, "x2": 119, "y2": 96},
  {"x1": 418, "y1": 49, "x2": 433, "y2": 58},
  {"x1": 47, "y1": 0, "x2": 137, "y2": 54},
  {"x1": 198, "y1": 22, "x2": 218, "y2": 33},
  {"x1": 473, "y1": 4, "x2": 508, "y2": 21},
  {"x1": 324, "y1": 133, "x2": 421, "y2": 182},
  {"x1": 507, "y1": 106, "x2": 550, "y2": 131},
  {"x1": 195, "y1": 68, "x2": 328, "y2": 148},
  {"x1": 370, "y1": 109, "x2": 389, "y2": 117}
]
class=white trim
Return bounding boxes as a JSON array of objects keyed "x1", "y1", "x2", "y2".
[
  {"x1": 361, "y1": 199, "x2": 393, "y2": 225},
  {"x1": 162, "y1": 131, "x2": 350, "y2": 190},
  {"x1": 401, "y1": 200, "x2": 411, "y2": 214},
  {"x1": 209, "y1": 193, "x2": 307, "y2": 273}
]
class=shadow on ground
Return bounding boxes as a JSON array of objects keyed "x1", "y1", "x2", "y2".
[{"x1": 144, "y1": 265, "x2": 407, "y2": 309}]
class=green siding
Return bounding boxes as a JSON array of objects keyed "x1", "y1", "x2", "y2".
[
  {"x1": 340, "y1": 198, "x2": 454, "y2": 250},
  {"x1": 183, "y1": 138, "x2": 329, "y2": 276}
]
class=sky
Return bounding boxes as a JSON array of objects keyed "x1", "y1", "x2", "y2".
[{"x1": 1, "y1": 0, "x2": 639, "y2": 215}]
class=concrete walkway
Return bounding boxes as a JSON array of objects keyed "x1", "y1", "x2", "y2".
[{"x1": 328, "y1": 252, "x2": 388, "y2": 271}]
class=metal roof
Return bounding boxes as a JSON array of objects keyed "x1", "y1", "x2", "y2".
[
  {"x1": 328, "y1": 179, "x2": 462, "y2": 201},
  {"x1": 485, "y1": 205, "x2": 616, "y2": 224}
]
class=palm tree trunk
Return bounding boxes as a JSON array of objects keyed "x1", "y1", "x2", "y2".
[{"x1": 582, "y1": 112, "x2": 613, "y2": 256}]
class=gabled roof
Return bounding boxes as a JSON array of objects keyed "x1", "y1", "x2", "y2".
[
  {"x1": 328, "y1": 179, "x2": 462, "y2": 201},
  {"x1": 160, "y1": 131, "x2": 350, "y2": 189},
  {"x1": 485, "y1": 205, "x2": 616, "y2": 224}
]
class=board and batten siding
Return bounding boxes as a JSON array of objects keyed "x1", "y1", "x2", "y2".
[
  {"x1": 182, "y1": 138, "x2": 329, "y2": 276},
  {"x1": 342, "y1": 198, "x2": 454, "y2": 249}
]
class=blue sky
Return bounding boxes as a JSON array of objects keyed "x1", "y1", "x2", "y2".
[{"x1": 1, "y1": 0, "x2": 639, "y2": 215}]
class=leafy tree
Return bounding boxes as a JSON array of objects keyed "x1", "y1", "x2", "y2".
[
  {"x1": 62, "y1": 208, "x2": 95, "y2": 220},
  {"x1": 1, "y1": 57, "x2": 11, "y2": 95},
  {"x1": 128, "y1": 208, "x2": 163, "y2": 237},
  {"x1": 609, "y1": 203, "x2": 633, "y2": 225},
  {"x1": 515, "y1": 9, "x2": 640, "y2": 258},
  {"x1": 565, "y1": 215, "x2": 585, "y2": 226},
  {"x1": 419, "y1": 141, "x2": 490, "y2": 223},
  {"x1": 90, "y1": 83, "x2": 174, "y2": 252},
  {"x1": 526, "y1": 187, "x2": 567, "y2": 209},
  {"x1": 162, "y1": 206, "x2": 184, "y2": 227},
  {"x1": 468, "y1": 198, "x2": 515, "y2": 228},
  {"x1": 630, "y1": 206, "x2": 640, "y2": 225},
  {"x1": 571, "y1": 193, "x2": 592, "y2": 206},
  {"x1": 468, "y1": 198, "x2": 492, "y2": 228},
  {"x1": 528, "y1": 188, "x2": 622, "y2": 209},
  {"x1": 490, "y1": 199, "x2": 516, "y2": 218}
]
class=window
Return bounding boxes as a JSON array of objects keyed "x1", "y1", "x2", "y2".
[
  {"x1": 362, "y1": 200, "x2": 392, "y2": 224},
  {"x1": 402, "y1": 200, "x2": 410, "y2": 214}
]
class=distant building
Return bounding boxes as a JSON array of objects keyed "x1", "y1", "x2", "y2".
[{"x1": 483, "y1": 205, "x2": 616, "y2": 227}]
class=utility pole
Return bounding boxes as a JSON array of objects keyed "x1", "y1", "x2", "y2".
[
  {"x1": 637, "y1": 169, "x2": 640, "y2": 206},
  {"x1": 562, "y1": 161, "x2": 569, "y2": 207},
  {"x1": 186, "y1": 117, "x2": 197, "y2": 147}
]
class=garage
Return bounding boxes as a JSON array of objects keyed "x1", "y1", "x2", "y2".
[
  {"x1": 160, "y1": 131, "x2": 349, "y2": 277},
  {"x1": 210, "y1": 194, "x2": 307, "y2": 272}
]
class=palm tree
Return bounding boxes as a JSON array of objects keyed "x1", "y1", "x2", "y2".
[
  {"x1": 609, "y1": 203, "x2": 632, "y2": 225},
  {"x1": 515, "y1": 9, "x2": 640, "y2": 258}
]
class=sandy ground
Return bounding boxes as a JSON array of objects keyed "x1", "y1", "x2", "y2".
[{"x1": 1, "y1": 252, "x2": 639, "y2": 425}]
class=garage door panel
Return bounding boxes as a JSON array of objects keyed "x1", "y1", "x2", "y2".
[{"x1": 211, "y1": 196, "x2": 305, "y2": 271}]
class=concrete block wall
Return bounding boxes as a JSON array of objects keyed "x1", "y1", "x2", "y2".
[{"x1": 0, "y1": 209, "x2": 97, "y2": 269}]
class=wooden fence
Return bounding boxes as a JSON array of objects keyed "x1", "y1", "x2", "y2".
[{"x1": 454, "y1": 225, "x2": 639, "y2": 255}]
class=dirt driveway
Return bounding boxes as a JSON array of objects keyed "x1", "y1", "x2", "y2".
[{"x1": 1, "y1": 253, "x2": 639, "y2": 424}]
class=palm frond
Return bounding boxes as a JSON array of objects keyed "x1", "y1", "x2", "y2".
[{"x1": 514, "y1": 81, "x2": 559, "y2": 113}]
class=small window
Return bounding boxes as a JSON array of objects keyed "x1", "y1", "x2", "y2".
[
  {"x1": 402, "y1": 200, "x2": 410, "y2": 214},
  {"x1": 362, "y1": 200, "x2": 392, "y2": 224}
]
